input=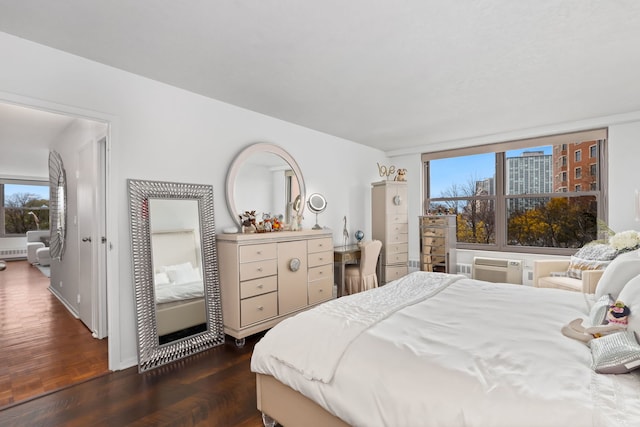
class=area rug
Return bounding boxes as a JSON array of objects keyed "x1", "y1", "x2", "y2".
[{"x1": 36, "y1": 264, "x2": 50, "y2": 278}]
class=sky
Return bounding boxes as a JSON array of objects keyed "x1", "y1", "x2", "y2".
[
  {"x1": 429, "y1": 146, "x2": 553, "y2": 198},
  {"x1": 4, "y1": 184, "x2": 49, "y2": 202}
]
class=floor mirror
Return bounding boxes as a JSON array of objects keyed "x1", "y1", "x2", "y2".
[{"x1": 128, "y1": 179, "x2": 225, "y2": 372}]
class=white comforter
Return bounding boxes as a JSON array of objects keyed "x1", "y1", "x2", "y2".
[
  {"x1": 251, "y1": 271, "x2": 640, "y2": 427},
  {"x1": 154, "y1": 280, "x2": 204, "y2": 304}
]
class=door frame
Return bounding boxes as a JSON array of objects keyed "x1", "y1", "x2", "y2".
[{"x1": 0, "y1": 90, "x2": 119, "y2": 370}]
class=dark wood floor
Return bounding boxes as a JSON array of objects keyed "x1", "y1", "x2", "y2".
[
  {"x1": 0, "y1": 333, "x2": 266, "y2": 426},
  {"x1": 0, "y1": 260, "x2": 109, "y2": 407}
]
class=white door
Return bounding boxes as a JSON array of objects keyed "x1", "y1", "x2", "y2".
[{"x1": 77, "y1": 139, "x2": 107, "y2": 336}]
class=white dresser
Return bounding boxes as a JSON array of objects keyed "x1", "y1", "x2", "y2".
[
  {"x1": 217, "y1": 229, "x2": 334, "y2": 344},
  {"x1": 372, "y1": 180, "x2": 409, "y2": 284}
]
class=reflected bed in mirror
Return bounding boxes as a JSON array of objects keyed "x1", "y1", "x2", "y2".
[
  {"x1": 226, "y1": 143, "x2": 306, "y2": 229},
  {"x1": 128, "y1": 179, "x2": 224, "y2": 372}
]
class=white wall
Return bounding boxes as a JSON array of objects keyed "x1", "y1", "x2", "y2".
[
  {"x1": 0, "y1": 32, "x2": 387, "y2": 370},
  {"x1": 48, "y1": 118, "x2": 108, "y2": 315}
]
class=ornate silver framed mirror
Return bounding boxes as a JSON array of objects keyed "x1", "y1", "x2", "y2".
[
  {"x1": 128, "y1": 179, "x2": 225, "y2": 372},
  {"x1": 226, "y1": 143, "x2": 305, "y2": 229},
  {"x1": 48, "y1": 150, "x2": 67, "y2": 260}
]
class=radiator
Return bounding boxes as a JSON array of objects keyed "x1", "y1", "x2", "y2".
[
  {"x1": 0, "y1": 248, "x2": 27, "y2": 260},
  {"x1": 472, "y1": 257, "x2": 523, "y2": 284}
]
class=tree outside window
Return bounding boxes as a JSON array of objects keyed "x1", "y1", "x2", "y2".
[{"x1": 1, "y1": 182, "x2": 50, "y2": 236}]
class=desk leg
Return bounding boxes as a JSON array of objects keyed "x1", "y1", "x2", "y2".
[{"x1": 334, "y1": 261, "x2": 346, "y2": 298}]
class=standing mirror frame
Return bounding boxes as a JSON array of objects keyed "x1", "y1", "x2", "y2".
[
  {"x1": 226, "y1": 143, "x2": 306, "y2": 229},
  {"x1": 128, "y1": 179, "x2": 225, "y2": 372}
]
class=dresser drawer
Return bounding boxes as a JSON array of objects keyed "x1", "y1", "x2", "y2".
[
  {"x1": 308, "y1": 237, "x2": 333, "y2": 254},
  {"x1": 389, "y1": 213, "x2": 408, "y2": 224},
  {"x1": 240, "y1": 275, "x2": 278, "y2": 299},
  {"x1": 239, "y1": 243, "x2": 277, "y2": 263},
  {"x1": 308, "y1": 264, "x2": 332, "y2": 282},
  {"x1": 422, "y1": 227, "x2": 446, "y2": 237},
  {"x1": 387, "y1": 231, "x2": 408, "y2": 244},
  {"x1": 240, "y1": 292, "x2": 278, "y2": 327},
  {"x1": 421, "y1": 216, "x2": 449, "y2": 226},
  {"x1": 308, "y1": 278, "x2": 333, "y2": 305},
  {"x1": 386, "y1": 252, "x2": 408, "y2": 264},
  {"x1": 308, "y1": 250, "x2": 333, "y2": 268},
  {"x1": 385, "y1": 242, "x2": 408, "y2": 257},
  {"x1": 239, "y1": 259, "x2": 277, "y2": 282},
  {"x1": 385, "y1": 265, "x2": 408, "y2": 282}
]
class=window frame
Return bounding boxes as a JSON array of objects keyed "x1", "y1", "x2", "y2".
[
  {"x1": 0, "y1": 178, "x2": 50, "y2": 237},
  {"x1": 422, "y1": 129, "x2": 608, "y2": 256}
]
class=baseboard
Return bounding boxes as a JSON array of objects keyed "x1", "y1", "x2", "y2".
[{"x1": 47, "y1": 286, "x2": 79, "y2": 319}]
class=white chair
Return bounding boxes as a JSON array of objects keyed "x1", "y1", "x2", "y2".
[
  {"x1": 533, "y1": 259, "x2": 603, "y2": 293},
  {"x1": 345, "y1": 240, "x2": 382, "y2": 295},
  {"x1": 26, "y1": 230, "x2": 50, "y2": 265}
]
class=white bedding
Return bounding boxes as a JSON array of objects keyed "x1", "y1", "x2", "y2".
[
  {"x1": 251, "y1": 271, "x2": 640, "y2": 427},
  {"x1": 154, "y1": 280, "x2": 204, "y2": 304}
]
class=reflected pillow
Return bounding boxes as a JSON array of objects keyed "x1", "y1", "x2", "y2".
[
  {"x1": 590, "y1": 331, "x2": 640, "y2": 374},
  {"x1": 162, "y1": 262, "x2": 193, "y2": 273},
  {"x1": 168, "y1": 266, "x2": 201, "y2": 285},
  {"x1": 595, "y1": 257, "x2": 640, "y2": 300},
  {"x1": 618, "y1": 274, "x2": 640, "y2": 336},
  {"x1": 154, "y1": 272, "x2": 171, "y2": 286},
  {"x1": 567, "y1": 256, "x2": 610, "y2": 280}
]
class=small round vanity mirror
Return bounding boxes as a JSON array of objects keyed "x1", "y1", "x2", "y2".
[{"x1": 307, "y1": 193, "x2": 327, "y2": 230}]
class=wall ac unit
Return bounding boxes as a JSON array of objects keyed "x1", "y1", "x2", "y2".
[{"x1": 472, "y1": 257, "x2": 523, "y2": 285}]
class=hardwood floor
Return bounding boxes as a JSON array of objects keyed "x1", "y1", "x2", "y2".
[
  {"x1": 0, "y1": 333, "x2": 266, "y2": 426},
  {"x1": 0, "y1": 260, "x2": 109, "y2": 407}
]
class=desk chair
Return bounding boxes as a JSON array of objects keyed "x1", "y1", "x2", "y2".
[{"x1": 345, "y1": 240, "x2": 382, "y2": 295}]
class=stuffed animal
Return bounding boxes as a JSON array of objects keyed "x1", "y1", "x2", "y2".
[
  {"x1": 395, "y1": 168, "x2": 407, "y2": 182},
  {"x1": 562, "y1": 301, "x2": 630, "y2": 343}
]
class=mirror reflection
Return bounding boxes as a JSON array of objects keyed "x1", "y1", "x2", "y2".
[
  {"x1": 226, "y1": 143, "x2": 306, "y2": 230},
  {"x1": 149, "y1": 199, "x2": 206, "y2": 344},
  {"x1": 234, "y1": 152, "x2": 300, "y2": 224}
]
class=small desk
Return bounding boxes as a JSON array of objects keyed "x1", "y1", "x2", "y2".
[{"x1": 334, "y1": 244, "x2": 361, "y2": 297}]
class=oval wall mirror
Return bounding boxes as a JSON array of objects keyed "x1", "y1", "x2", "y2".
[
  {"x1": 226, "y1": 143, "x2": 305, "y2": 229},
  {"x1": 48, "y1": 150, "x2": 67, "y2": 260},
  {"x1": 307, "y1": 193, "x2": 327, "y2": 230}
]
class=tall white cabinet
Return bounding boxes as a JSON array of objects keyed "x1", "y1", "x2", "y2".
[
  {"x1": 372, "y1": 180, "x2": 409, "y2": 284},
  {"x1": 217, "y1": 230, "x2": 334, "y2": 345}
]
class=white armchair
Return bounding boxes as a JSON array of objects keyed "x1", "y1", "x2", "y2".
[
  {"x1": 26, "y1": 230, "x2": 50, "y2": 265},
  {"x1": 533, "y1": 259, "x2": 603, "y2": 294}
]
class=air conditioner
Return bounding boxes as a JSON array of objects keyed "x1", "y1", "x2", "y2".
[{"x1": 472, "y1": 257, "x2": 523, "y2": 285}]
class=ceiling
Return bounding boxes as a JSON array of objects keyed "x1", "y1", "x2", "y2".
[{"x1": 1, "y1": 1, "x2": 640, "y2": 153}]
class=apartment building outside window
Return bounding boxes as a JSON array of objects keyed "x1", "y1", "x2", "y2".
[{"x1": 422, "y1": 129, "x2": 607, "y2": 255}]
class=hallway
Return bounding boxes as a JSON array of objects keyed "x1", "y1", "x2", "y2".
[{"x1": 0, "y1": 260, "x2": 108, "y2": 408}]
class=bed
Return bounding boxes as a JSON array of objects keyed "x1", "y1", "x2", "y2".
[
  {"x1": 151, "y1": 229, "x2": 206, "y2": 337},
  {"x1": 251, "y1": 269, "x2": 640, "y2": 427}
]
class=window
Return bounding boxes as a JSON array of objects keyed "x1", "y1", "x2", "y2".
[
  {"x1": 422, "y1": 129, "x2": 607, "y2": 254},
  {"x1": 590, "y1": 145, "x2": 597, "y2": 158},
  {"x1": 559, "y1": 156, "x2": 567, "y2": 167},
  {"x1": 0, "y1": 180, "x2": 50, "y2": 237},
  {"x1": 590, "y1": 164, "x2": 597, "y2": 176},
  {"x1": 575, "y1": 149, "x2": 582, "y2": 162}
]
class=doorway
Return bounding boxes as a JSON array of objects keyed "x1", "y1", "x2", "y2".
[{"x1": 0, "y1": 100, "x2": 110, "y2": 405}]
